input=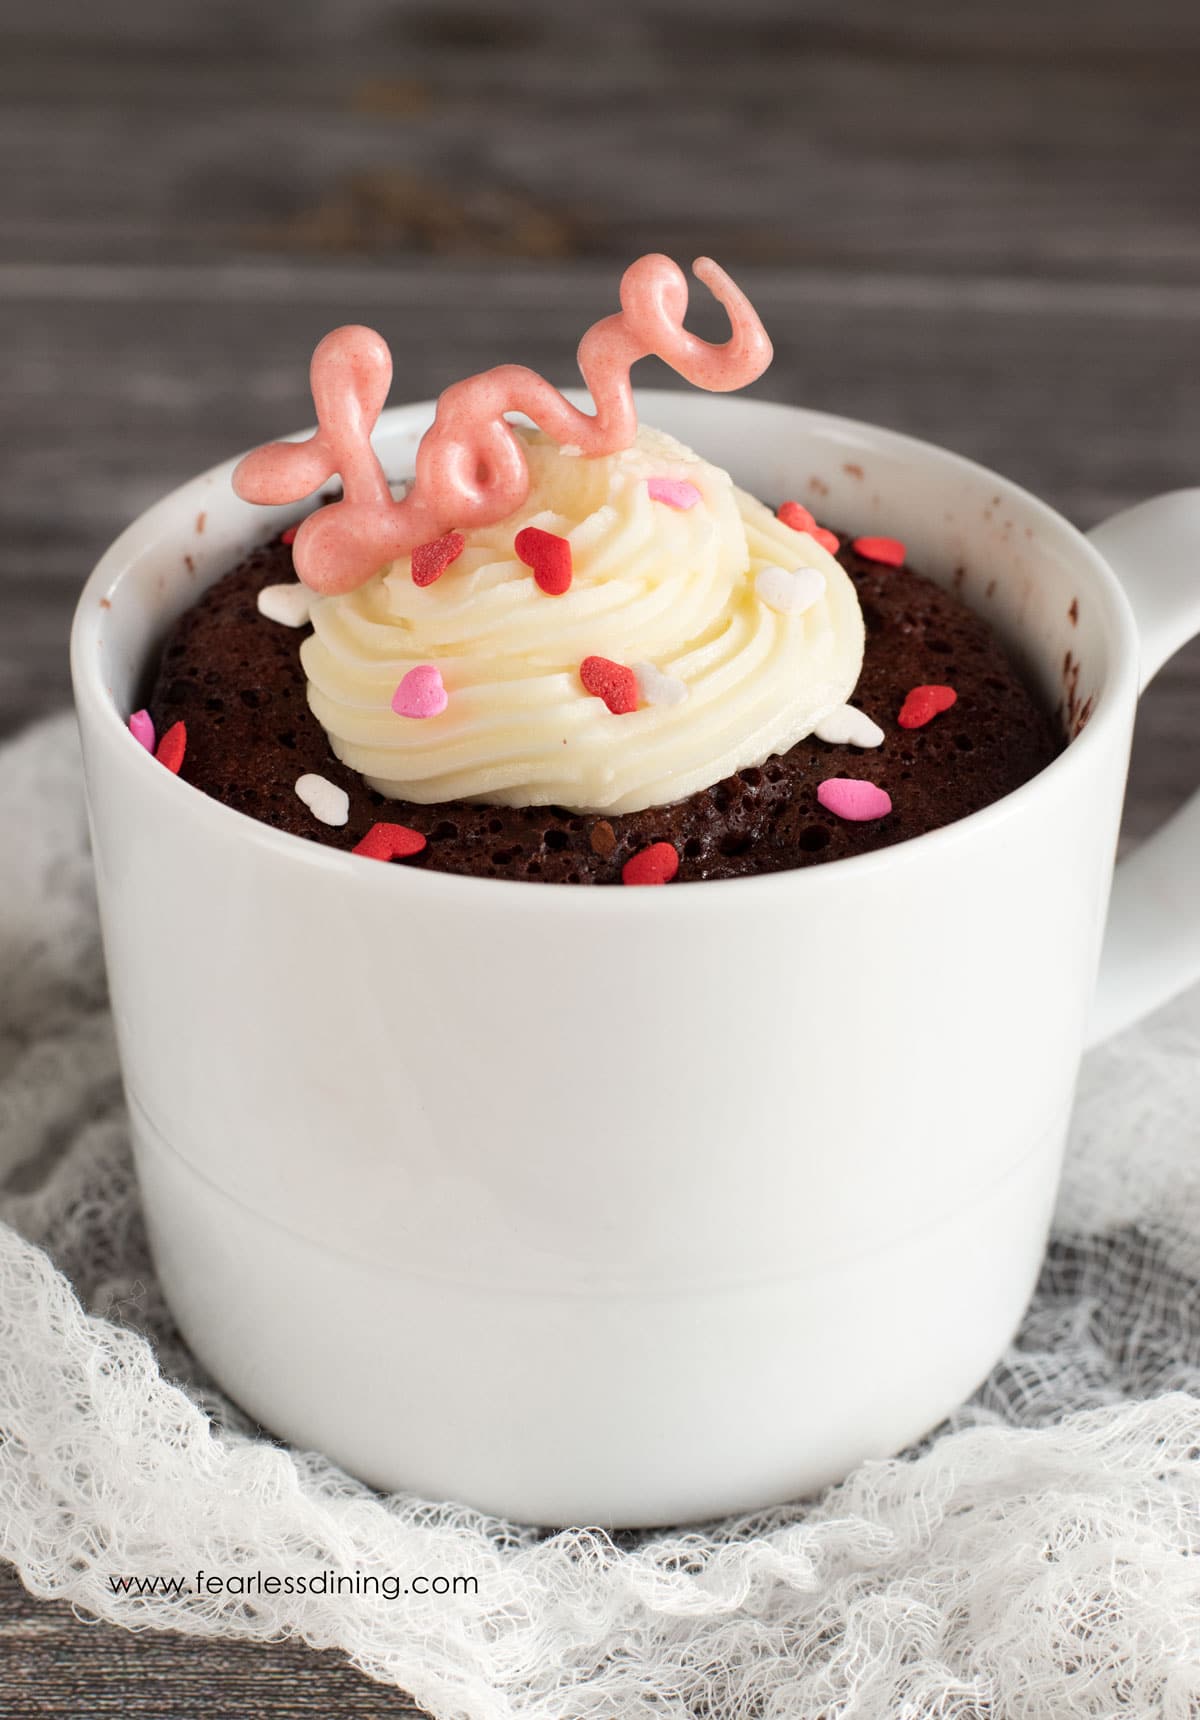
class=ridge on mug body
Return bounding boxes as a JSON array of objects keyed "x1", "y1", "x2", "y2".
[{"x1": 71, "y1": 390, "x2": 1200, "y2": 1527}]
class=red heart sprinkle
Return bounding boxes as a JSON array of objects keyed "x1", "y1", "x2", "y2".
[
  {"x1": 898, "y1": 684, "x2": 958, "y2": 728},
  {"x1": 622, "y1": 842, "x2": 680, "y2": 886},
  {"x1": 777, "y1": 502, "x2": 839, "y2": 553},
  {"x1": 515, "y1": 526, "x2": 573, "y2": 595},
  {"x1": 852, "y1": 535, "x2": 906, "y2": 567},
  {"x1": 777, "y1": 501, "x2": 817, "y2": 534},
  {"x1": 281, "y1": 526, "x2": 298, "y2": 546},
  {"x1": 412, "y1": 531, "x2": 466, "y2": 588},
  {"x1": 155, "y1": 721, "x2": 187, "y2": 775},
  {"x1": 580, "y1": 655, "x2": 639, "y2": 714},
  {"x1": 352, "y1": 822, "x2": 428, "y2": 862}
]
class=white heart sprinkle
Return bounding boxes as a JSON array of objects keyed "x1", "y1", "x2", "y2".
[
  {"x1": 814, "y1": 704, "x2": 885, "y2": 748},
  {"x1": 633, "y1": 661, "x2": 689, "y2": 708},
  {"x1": 257, "y1": 582, "x2": 312, "y2": 628},
  {"x1": 755, "y1": 564, "x2": 826, "y2": 615},
  {"x1": 295, "y1": 773, "x2": 349, "y2": 826},
  {"x1": 559, "y1": 444, "x2": 583, "y2": 458}
]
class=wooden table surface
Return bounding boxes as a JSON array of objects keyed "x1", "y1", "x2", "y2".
[{"x1": 2, "y1": 1, "x2": 1198, "y2": 1712}]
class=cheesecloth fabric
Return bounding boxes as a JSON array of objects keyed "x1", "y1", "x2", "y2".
[{"x1": 2, "y1": 712, "x2": 1199, "y2": 1720}]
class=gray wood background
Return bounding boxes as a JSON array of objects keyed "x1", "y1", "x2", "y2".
[{"x1": 2, "y1": 0, "x2": 1198, "y2": 1711}]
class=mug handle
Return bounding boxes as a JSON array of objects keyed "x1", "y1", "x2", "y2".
[{"x1": 1085, "y1": 488, "x2": 1200, "y2": 1045}]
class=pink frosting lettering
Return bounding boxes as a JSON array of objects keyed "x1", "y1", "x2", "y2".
[{"x1": 232, "y1": 255, "x2": 773, "y2": 594}]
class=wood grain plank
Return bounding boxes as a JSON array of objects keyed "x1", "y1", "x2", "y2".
[
  {"x1": 0, "y1": 1564, "x2": 425, "y2": 1718},
  {"x1": 1, "y1": 1, "x2": 1197, "y2": 276},
  {"x1": 7, "y1": 262, "x2": 1200, "y2": 549},
  {"x1": 12, "y1": 0, "x2": 1200, "y2": 50}
]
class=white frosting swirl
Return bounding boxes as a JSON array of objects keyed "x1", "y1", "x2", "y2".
[{"x1": 301, "y1": 426, "x2": 864, "y2": 814}]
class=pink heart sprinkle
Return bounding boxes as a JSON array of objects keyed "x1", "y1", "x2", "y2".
[
  {"x1": 392, "y1": 664, "x2": 448, "y2": 719},
  {"x1": 129, "y1": 709, "x2": 156, "y2": 752},
  {"x1": 817, "y1": 777, "x2": 892, "y2": 822},
  {"x1": 647, "y1": 478, "x2": 702, "y2": 510}
]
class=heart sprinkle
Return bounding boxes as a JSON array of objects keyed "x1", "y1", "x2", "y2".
[
  {"x1": 633, "y1": 660, "x2": 689, "y2": 707},
  {"x1": 155, "y1": 721, "x2": 187, "y2": 775},
  {"x1": 852, "y1": 535, "x2": 906, "y2": 567},
  {"x1": 294, "y1": 773, "x2": 350, "y2": 827},
  {"x1": 353, "y1": 822, "x2": 428, "y2": 862},
  {"x1": 898, "y1": 684, "x2": 958, "y2": 729},
  {"x1": 411, "y1": 530, "x2": 466, "y2": 588},
  {"x1": 128, "y1": 709, "x2": 156, "y2": 752},
  {"x1": 777, "y1": 503, "x2": 839, "y2": 554},
  {"x1": 392, "y1": 664, "x2": 448, "y2": 719},
  {"x1": 622, "y1": 841, "x2": 680, "y2": 885},
  {"x1": 280, "y1": 526, "x2": 298, "y2": 546},
  {"x1": 776, "y1": 500, "x2": 817, "y2": 534},
  {"x1": 647, "y1": 477, "x2": 702, "y2": 510},
  {"x1": 813, "y1": 705, "x2": 885, "y2": 748},
  {"x1": 755, "y1": 564, "x2": 827, "y2": 616},
  {"x1": 257, "y1": 582, "x2": 313, "y2": 628},
  {"x1": 817, "y1": 777, "x2": 892, "y2": 821},
  {"x1": 580, "y1": 655, "x2": 639, "y2": 714},
  {"x1": 515, "y1": 526, "x2": 573, "y2": 595}
]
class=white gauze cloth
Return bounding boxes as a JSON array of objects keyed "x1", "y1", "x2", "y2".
[{"x1": 2, "y1": 712, "x2": 1199, "y2": 1720}]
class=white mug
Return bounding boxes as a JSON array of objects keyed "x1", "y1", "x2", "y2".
[{"x1": 71, "y1": 391, "x2": 1200, "y2": 1527}]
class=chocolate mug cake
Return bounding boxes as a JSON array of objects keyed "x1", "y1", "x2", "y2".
[
  {"x1": 78, "y1": 246, "x2": 1177, "y2": 1525},
  {"x1": 133, "y1": 254, "x2": 1060, "y2": 882}
]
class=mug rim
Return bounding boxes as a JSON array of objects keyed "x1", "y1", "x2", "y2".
[{"x1": 71, "y1": 391, "x2": 1140, "y2": 909}]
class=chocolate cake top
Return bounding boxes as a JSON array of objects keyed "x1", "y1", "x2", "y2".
[{"x1": 144, "y1": 528, "x2": 1060, "y2": 885}]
